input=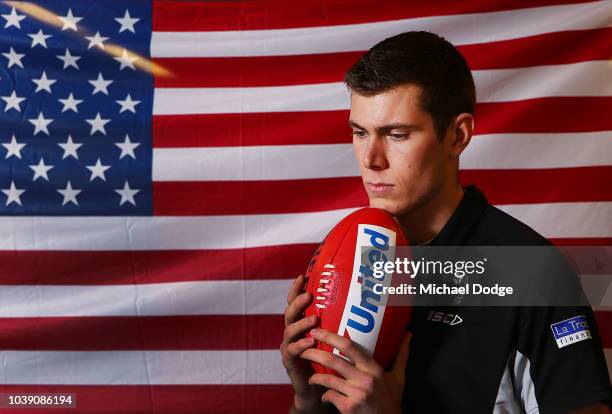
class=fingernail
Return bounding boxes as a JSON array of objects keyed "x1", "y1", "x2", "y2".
[
  {"x1": 308, "y1": 315, "x2": 316, "y2": 323},
  {"x1": 305, "y1": 337, "x2": 314, "y2": 345},
  {"x1": 310, "y1": 329, "x2": 319, "y2": 336}
]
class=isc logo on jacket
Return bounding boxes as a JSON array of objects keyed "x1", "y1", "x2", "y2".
[{"x1": 426, "y1": 310, "x2": 463, "y2": 326}]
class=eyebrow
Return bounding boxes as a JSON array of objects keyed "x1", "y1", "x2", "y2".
[{"x1": 348, "y1": 120, "x2": 420, "y2": 134}]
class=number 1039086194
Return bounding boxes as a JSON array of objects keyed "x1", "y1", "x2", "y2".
[{"x1": 0, "y1": 393, "x2": 76, "y2": 408}]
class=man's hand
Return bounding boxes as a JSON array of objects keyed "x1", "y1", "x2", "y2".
[
  {"x1": 281, "y1": 274, "x2": 332, "y2": 413},
  {"x1": 300, "y1": 328, "x2": 412, "y2": 414}
]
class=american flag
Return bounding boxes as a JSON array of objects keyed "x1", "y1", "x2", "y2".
[{"x1": 0, "y1": 0, "x2": 610, "y2": 413}]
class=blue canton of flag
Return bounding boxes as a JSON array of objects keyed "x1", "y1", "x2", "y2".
[{"x1": 0, "y1": 0, "x2": 152, "y2": 215}]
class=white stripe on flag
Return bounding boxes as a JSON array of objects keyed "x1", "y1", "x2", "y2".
[
  {"x1": 461, "y1": 131, "x2": 612, "y2": 170},
  {"x1": 0, "y1": 204, "x2": 610, "y2": 250},
  {"x1": 606, "y1": 349, "x2": 612, "y2": 382},
  {"x1": 475, "y1": 61, "x2": 612, "y2": 102},
  {"x1": 498, "y1": 202, "x2": 612, "y2": 239},
  {"x1": 0, "y1": 209, "x2": 355, "y2": 250},
  {"x1": 0, "y1": 278, "x2": 608, "y2": 318},
  {"x1": 0, "y1": 280, "x2": 292, "y2": 317},
  {"x1": 152, "y1": 132, "x2": 612, "y2": 181},
  {"x1": 153, "y1": 144, "x2": 359, "y2": 181},
  {"x1": 153, "y1": 132, "x2": 612, "y2": 181},
  {"x1": 152, "y1": 61, "x2": 612, "y2": 114},
  {"x1": 0, "y1": 350, "x2": 290, "y2": 385},
  {"x1": 153, "y1": 82, "x2": 349, "y2": 115},
  {"x1": 150, "y1": 1, "x2": 612, "y2": 57}
]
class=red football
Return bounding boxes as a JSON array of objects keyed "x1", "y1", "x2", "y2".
[{"x1": 303, "y1": 207, "x2": 412, "y2": 376}]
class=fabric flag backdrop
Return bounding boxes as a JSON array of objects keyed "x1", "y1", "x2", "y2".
[{"x1": 0, "y1": 0, "x2": 610, "y2": 412}]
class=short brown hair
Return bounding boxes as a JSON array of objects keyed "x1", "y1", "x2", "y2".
[{"x1": 344, "y1": 31, "x2": 476, "y2": 140}]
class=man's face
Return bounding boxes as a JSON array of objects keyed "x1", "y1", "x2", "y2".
[{"x1": 350, "y1": 84, "x2": 454, "y2": 217}]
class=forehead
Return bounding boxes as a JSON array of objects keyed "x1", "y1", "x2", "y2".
[{"x1": 348, "y1": 84, "x2": 431, "y2": 128}]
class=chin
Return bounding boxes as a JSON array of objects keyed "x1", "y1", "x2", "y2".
[
  {"x1": 368, "y1": 198, "x2": 404, "y2": 217},
  {"x1": 369, "y1": 194, "x2": 418, "y2": 217}
]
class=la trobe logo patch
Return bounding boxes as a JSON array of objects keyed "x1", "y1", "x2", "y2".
[{"x1": 550, "y1": 315, "x2": 592, "y2": 348}]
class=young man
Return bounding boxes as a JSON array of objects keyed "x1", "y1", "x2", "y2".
[{"x1": 280, "y1": 31, "x2": 611, "y2": 413}]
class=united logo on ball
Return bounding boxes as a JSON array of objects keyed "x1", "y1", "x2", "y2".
[{"x1": 303, "y1": 207, "x2": 412, "y2": 375}]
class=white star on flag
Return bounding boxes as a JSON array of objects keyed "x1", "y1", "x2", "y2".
[
  {"x1": 2, "y1": 7, "x2": 26, "y2": 29},
  {"x1": 1, "y1": 91, "x2": 26, "y2": 112},
  {"x1": 116, "y1": 94, "x2": 140, "y2": 113},
  {"x1": 85, "y1": 32, "x2": 109, "y2": 49},
  {"x1": 57, "y1": 181, "x2": 81, "y2": 206},
  {"x1": 32, "y1": 71, "x2": 57, "y2": 93},
  {"x1": 89, "y1": 72, "x2": 113, "y2": 95},
  {"x1": 2, "y1": 181, "x2": 25, "y2": 206},
  {"x1": 58, "y1": 136, "x2": 82, "y2": 160},
  {"x1": 3, "y1": 47, "x2": 25, "y2": 68},
  {"x1": 86, "y1": 158, "x2": 111, "y2": 181},
  {"x1": 59, "y1": 8, "x2": 82, "y2": 31},
  {"x1": 2, "y1": 135, "x2": 26, "y2": 159},
  {"x1": 29, "y1": 158, "x2": 54, "y2": 181},
  {"x1": 29, "y1": 112, "x2": 53, "y2": 136},
  {"x1": 86, "y1": 113, "x2": 110, "y2": 135},
  {"x1": 115, "y1": 135, "x2": 140, "y2": 159},
  {"x1": 115, "y1": 181, "x2": 139, "y2": 206},
  {"x1": 56, "y1": 48, "x2": 81, "y2": 69},
  {"x1": 114, "y1": 48, "x2": 138, "y2": 70},
  {"x1": 115, "y1": 10, "x2": 140, "y2": 33},
  {"x1": 28, "y1": 29, "x2": 52, "y2": 48},
  {"x1": 59, "y1": 93, "x2": 83, "y2": 113}
]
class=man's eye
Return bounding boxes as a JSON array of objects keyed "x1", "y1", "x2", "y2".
[
  {"x1": 389, "y1": 134, "x2": 408, "y2": 141},
  {"x1": 352, "y1": 130, "x2": 367, "y2": 138}
]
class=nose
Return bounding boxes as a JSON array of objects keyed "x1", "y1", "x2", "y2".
[{"x1": 363, "y1": 136, "x2": 389, "y2": 171}]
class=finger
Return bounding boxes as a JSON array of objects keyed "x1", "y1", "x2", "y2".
[
  {"x1": 321, "y1": 389, "x2": 349, "y2": 412},
  {"x1": 285, "y1": 334, "x2": 316, "y2": 361},
  {"x1": 308, "y1": 373, "x2": 355, "y2": 398},
  {"x1": 284, "y1": 292, "x2": 313, "y2": 326},
  {"x1": 287, "y1": 274, "x2": 306, "y2": 305},
  {"x1": 390, "y1": 331, "x2": 412, "y2": 384},
  {"x1": 283, "y1": 314, "x2": 318, "y2": 346},
  {"x1": 309, "y1": 328, "x2": 380, "y2": 375},
  {"x1": 283, "y1": 337, "x2": 317, "y2": 382},
  {"x1": 299, "y1": 348, "x2": 366, "y2": 382}
]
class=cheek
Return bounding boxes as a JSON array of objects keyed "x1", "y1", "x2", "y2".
[
  {"x1": 352, "y1": 140, "x2": 366, "y2": 168},
  {"x1": 391, "y1": 144, "x2": 441, "y2": 189}
]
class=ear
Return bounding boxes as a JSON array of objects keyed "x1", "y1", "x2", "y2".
[{"x1": 449, "y1": 113, "x2": 474, "y2": 157}]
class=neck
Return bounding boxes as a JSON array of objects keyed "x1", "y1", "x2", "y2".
[{"x1": 397, "y1": 181, "x2": 464, "y2": 245}]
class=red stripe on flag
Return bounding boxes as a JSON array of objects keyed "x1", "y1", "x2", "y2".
[
  {"x1": 0, "y1": 315, "x2": 284, "y2": 350},
  {"x1": 0, "y1": 245, "x2": 318, "y2": 285},
  {"x1": 154, "y1": 52, "x2": 362, "y2": 88},
  {"x1": 0, "y1": 237, "x2": 608, "y2": 286},
  {"x1": 0, "y1": 312, "x2": 609, "y2": 351},
  {"x1": 460, "y1": 167, "x2": 612, "y2": 205},
  {"x1": 152, "y1": 167, "x2": 611, "y2": 216},
  {"x1": 0, "y1": 384, "x2": 294, "y2": 414},
  {"x1": 594, "y1": 311, "x2": 612, "y2": 348},
  {"x1": 153, "y1": 178, "x2": 367, "y2": 216},
  {"x1": 153, "y1": 110, "x2": 352, "y2": 148},
  {"x1": 153, "y1": 111, "x2": 350, "y2": 148},
  {"x1": 152, "y1": 98, "x2": 612, "y2": 148},
  {"x1": 475, "y1": 97, "x2": 612, "y2": 134},
  {"x1": 551, "y1": 238, "x2": 612, "y2": 246},
  {"x1": 153, "y1": 29, "x2": 612, "y2": 87},
  {"x1": 152, "y1": 0, "x2": 595, "y2": 31},
  {"x1": 463, "y1": 28, "x2": 611, "y2": 69}
]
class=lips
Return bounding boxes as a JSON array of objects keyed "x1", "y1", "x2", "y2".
[{"x1": 366, "y1": 182, "x2": 394, "y2": 195}]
